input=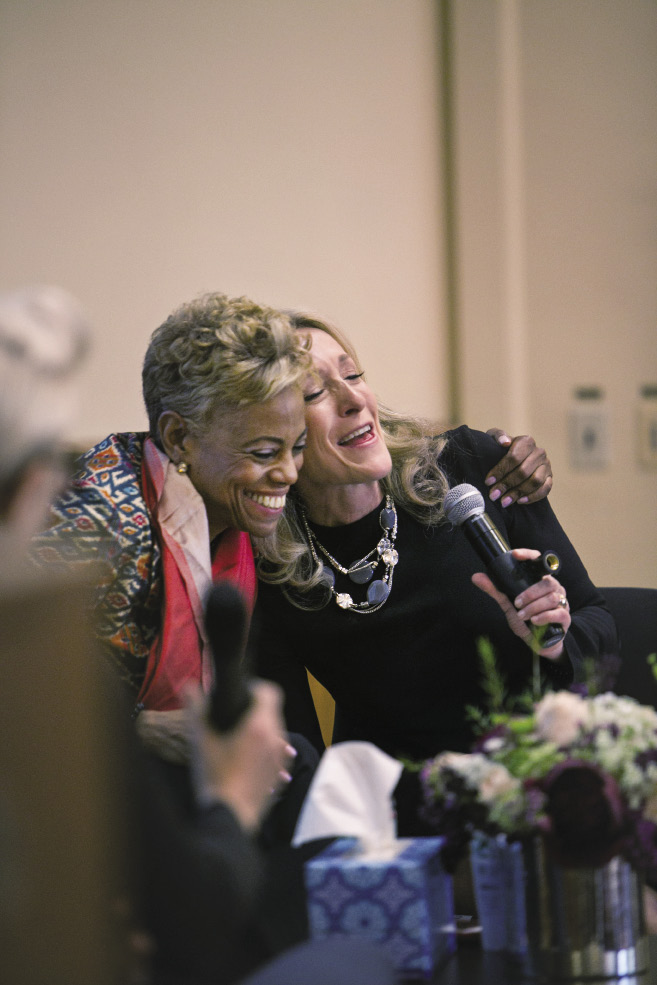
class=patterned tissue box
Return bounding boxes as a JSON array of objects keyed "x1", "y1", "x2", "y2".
[{"x1": 304, "y1": 836, "x2": 455, "y2": 979}]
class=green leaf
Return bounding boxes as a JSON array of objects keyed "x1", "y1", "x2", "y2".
[
  {"x1": 648, "y1": 653, "x2": 657, "y2": 683},
  {"x1": 476, "y1": 636, "x2": 507, "y2": 714}
]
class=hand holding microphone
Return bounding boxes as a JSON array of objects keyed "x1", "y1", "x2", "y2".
[
  {"x1": 443, "y1": 483, "x2": 569, "y2": 654},
  {"x1": 185, "y1": 581, "x2": 294, "y2": 831}
]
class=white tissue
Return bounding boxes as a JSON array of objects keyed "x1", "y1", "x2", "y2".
[{"x1": 292, "y1": 740, "x2": 403, "y2": 857}]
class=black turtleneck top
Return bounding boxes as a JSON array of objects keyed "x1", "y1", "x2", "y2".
[{"x1": 252, "y1": 427, "x2": 617, "y2": 763}]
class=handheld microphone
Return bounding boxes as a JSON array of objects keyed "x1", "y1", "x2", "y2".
[
  {"x1": 204, "y1": 581, "x2": 253, "y2": 732},
  {"x1": 443, "y1": 483, "x2": 565, "y2": 649}
]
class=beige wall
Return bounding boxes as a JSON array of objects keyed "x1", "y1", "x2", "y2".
[
  {"x1": 2, "y1": 0, "x2": 655, "y2": 588},
  {"x1": 0, "y1": 0, "x2": 448, "y2": 439},
  {"x1": 451, "y1": 0, "x2": 657, "y2": 588}
]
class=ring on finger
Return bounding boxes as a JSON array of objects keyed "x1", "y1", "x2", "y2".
[{"x1": 557, "y1": 596, "x2": 568, "y2": 609}]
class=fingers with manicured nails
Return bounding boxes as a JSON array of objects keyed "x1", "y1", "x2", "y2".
[
  {"x1": 515, "y1": 580, "x2": 571, "y2": 632},
  {"x1": 472, "y1": 547, "x2": 568, "y2": 659},
  {"x1": 484, "y1": 430, "x2": 553, "y2": 507},
  {"x1": 486, "y1": 427, "x2": 512, "y2": 447},
  {"x1": 508, "y1": 549, "x2": 569, "y2": 656}
]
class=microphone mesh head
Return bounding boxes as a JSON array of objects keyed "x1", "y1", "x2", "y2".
[{"x1": 443, "y1": 483, "x2": 485, "y2": 526}]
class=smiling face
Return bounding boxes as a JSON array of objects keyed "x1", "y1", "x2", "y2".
[
  {"x1": 180, "y1": 386, "x2": 307, "y2": 540},
  {"x1": 295, "y1": 328, "x2": 392, "y2": 519}
]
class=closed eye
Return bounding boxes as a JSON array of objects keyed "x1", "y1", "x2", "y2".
[
  {"x1": 252, "y1": 441, "x2": 306, "y2": 461},
  {"x1": 305, "y1": 372, "x2": 363, "y2": 402}
]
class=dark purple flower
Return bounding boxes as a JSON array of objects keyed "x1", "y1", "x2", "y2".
[
  {"x1": 620, "y1": 813, "x2": 657, "y2": 885},
  {"x1": 636, "y1": 748, "x2": 657, "y2": 770},
  {"x1": 420, "y1": 763, "x2": 492, "y2": 872},
  {"x1": 538, "y1": 760, "x2": 629, "y2": 868},
  {"x1": 522, "y1": 780, "x2": 547, "y2": 827}
]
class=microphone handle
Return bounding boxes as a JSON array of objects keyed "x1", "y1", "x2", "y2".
[
  {"x1": 464, "y1": 513, "x2": 510, "y2": 563},
  {"x1": 208, "y1": 663, "x2": 252, "y2": 733},
  {"x1": 486, "y1": 552, "x2": 565, "y2": 649},
  {"x1": 204, "y1": 582, "x2": 253, "y2": 733}
]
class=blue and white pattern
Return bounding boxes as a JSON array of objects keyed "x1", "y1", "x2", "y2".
[{"x1": 305, "y1": 837, "x2": 455, "y2": 979}]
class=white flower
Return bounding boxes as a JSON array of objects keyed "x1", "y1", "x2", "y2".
[
  {"x1": 478, "y1": 763, "x2": 520, "y2": 804},
  {"x1": 534, "y1": 691, "x2": 590, "y2": 746},
  {"x1": 589, "y1": 693, "x2": 657, "y2": 738},
  {"x1": 435, "y1": 751, "x2": 474, "y2": 772},
  {"x1": 436, "y1": 751, "x2": 491, "y2": 789},
  {"x1": 422, "y1": 684, "x2": 657, "y2": 871}
]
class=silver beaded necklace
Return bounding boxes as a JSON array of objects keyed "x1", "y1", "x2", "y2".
[{"x1": 300, "y1": 495, "x2": 399, "y2": 614}]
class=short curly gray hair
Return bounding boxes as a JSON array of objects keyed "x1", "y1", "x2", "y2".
[{"x1": 142, "y1": 292, "x2": 312, "y2": 445}]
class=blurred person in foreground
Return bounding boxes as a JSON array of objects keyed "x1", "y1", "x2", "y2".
[
  {"x1": 0, "y1": 285, "x2": 130, "y2": 983},
  {"x1": 0, "y1": 284, "x2": 89, "y2": 557}
]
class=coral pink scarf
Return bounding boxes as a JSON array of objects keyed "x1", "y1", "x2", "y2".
[{"x1": 136, "y1": 438, "x2": 256, "y2": 711}]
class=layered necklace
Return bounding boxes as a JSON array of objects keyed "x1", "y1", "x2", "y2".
[{"x1": 300, "y1": 495, "x2": 399, "y2": 614}]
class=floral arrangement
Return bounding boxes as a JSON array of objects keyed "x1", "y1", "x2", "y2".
[{"x1": 421, "y1": 687, "x2": 657, "y2": 875}]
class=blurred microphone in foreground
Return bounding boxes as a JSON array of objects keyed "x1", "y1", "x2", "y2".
[
  {"x1": 185, "y1": 580, "x2": 295, "y2": 830},
  {"x1": 204, "y1": 580, "x2": 254, "y2": 733}
]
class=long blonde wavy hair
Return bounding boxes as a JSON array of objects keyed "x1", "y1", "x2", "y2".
[{"x1": 254, "y1": 312, "x2": 451, "y2": 599}]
